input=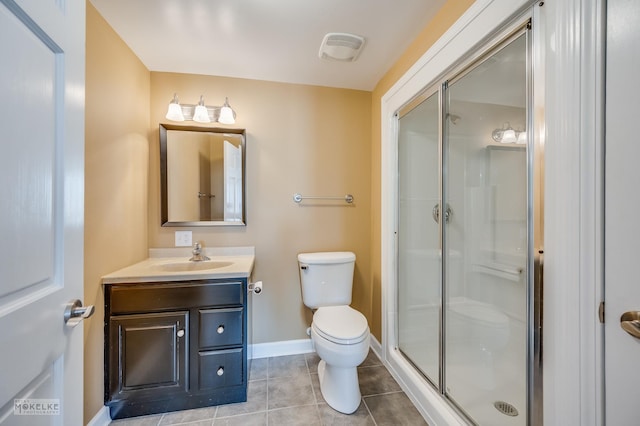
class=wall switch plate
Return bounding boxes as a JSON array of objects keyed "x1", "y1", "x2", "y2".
[{"x1": 175, "y1": 231, "x2": 193, "y2": 247}]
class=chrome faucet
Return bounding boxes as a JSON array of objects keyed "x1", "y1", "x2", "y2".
[{"x1": 189, "y1": 242, "x2": 210, "y2": 262}]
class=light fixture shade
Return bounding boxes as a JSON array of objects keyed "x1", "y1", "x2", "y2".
[
  {"x1": 193, "y1": 96, "x2": 211, "y2": 123},
  {"x1": 218, "y1": 97, "x2": 235, "y2": 124},
  {"x1": 517, "y1": 131, "x2": 527, "y2": 144},
  {"x1": 166, "y1": 94, "x2": 185, "y2": 121},
  {"x1": 502, "y1": 129, "x2": 517, "y2": 143},
  {"x1": 193, "y1": 105, "x2": 210, "y2": 123}
]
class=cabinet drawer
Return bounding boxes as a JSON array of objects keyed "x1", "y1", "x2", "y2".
[
  {"x1": 199, "y1": 308, "x2": 243, "y2": 348},
  {"x1": 198, "y1": 348, "x2": 244, "y2": 390},
  {"x1": 110, "y1": 281, "x2": 244, "y2": 313}
]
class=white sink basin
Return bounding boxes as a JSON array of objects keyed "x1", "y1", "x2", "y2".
[
  {"x1": 101, "y1": 247, "x2": 255, "y2": 284},
  {"x1": 154, "y1": 261, "x2": 233, "y2": 272}
]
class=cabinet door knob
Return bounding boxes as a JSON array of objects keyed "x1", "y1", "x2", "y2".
[
  {"x1": 217, "y1": 367, "x2": 224, "y2": 376},
  {"x1": 217, "y1": 325, "x2": 225, "y2": 334},
  {"x1": 177, "y1": 329, "x2": 185, "y2": 338}
]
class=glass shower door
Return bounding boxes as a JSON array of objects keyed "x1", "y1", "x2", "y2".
[
  {"x1": 443, "y1": 32, "x2": 528, "y2": 424},
  {"x1": 397, "y1": 90, "x2": 440, "y2": 386}
]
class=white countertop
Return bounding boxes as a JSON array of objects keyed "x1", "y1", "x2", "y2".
[{"x1": 102, "y1": 247, "x2": 255, "y2": 284}]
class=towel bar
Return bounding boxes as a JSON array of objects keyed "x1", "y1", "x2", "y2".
[{"x1": 292, "y1": 193, "x2": 354, "y2": 204}]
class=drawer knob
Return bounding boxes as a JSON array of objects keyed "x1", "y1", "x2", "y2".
[
  {"x1": 217, "y1": 325, "x2": 225, "y2": 334},
  {"x1": 217, "y1": 367, "x2": 224, "y2": 376},
  {"x1": 177, "y1": 329, "x2": 185, "y2": 338}
]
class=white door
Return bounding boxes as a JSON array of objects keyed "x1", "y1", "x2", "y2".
[
  {"x1": 0, "y1": 0, "x2": 86, "y2": 424},
  {"x1": 223, "y1": 141, "x2": 243, "y2": 222},
  {"x1": 605, "y1": 0, "x2": 640, "y2": 423}
]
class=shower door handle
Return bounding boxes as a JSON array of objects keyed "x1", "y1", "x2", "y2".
[
  {"x1": 432, "y1": 203, "x2": 452, "y2": 224},
  {"x1": 620, "y1": 311, "x2": 640, "y2": 339}
]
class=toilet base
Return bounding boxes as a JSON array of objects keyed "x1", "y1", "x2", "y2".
[{"x1": 317, "y1": 359, "x2": 361, "y2": 414}]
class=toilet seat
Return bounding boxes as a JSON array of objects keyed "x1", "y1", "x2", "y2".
[{"x1": 313, "y1": 306, "x2": 369, "y2": 345}]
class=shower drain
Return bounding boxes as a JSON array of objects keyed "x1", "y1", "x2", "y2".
[{"x1": 494, "y1": 401, "x2": 519, "y2": 417}]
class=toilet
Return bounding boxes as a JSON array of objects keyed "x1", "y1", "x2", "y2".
[{"x1": 298, "y1": 251, "x2": 370, "y2": 414}]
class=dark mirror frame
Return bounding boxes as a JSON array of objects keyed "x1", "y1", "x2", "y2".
[{"x1": 159, "y1": 123, "x2": 247, "y2": 227}]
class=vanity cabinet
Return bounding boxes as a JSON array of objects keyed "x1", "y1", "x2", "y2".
[{"x1": 104, "y1": 279, "x2": 247, "y2": 419}]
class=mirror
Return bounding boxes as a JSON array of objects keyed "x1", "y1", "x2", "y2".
[{"x1": 160, "y1": 124, "x2": 246, "y2": 226}]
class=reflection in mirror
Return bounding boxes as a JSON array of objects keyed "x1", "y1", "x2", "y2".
[{"x1": 160, "y1": 124, "x2": 246, "y2": 226}]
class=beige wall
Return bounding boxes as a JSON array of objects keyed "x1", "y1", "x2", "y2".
[
  {"x1": 149, "y1": 73, "x2": 372, "y2": 344},
  {"x1": 83, "y1": 0, "x2": 473, "y2": 420},
  {"x1": 368, "y1": 0, "x2": 475, "y2": 340},
  {"x1": 84, "y1": 2, "x2": 150, "y2": 422}
]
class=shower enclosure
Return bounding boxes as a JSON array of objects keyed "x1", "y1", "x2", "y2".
[{"x1": 395, "y1": 21, "x2": 542, "y2": 425}]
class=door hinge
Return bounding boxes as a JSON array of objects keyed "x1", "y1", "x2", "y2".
[{"x1": 598, "y1": 301, "x2": 605, "y2": 323}]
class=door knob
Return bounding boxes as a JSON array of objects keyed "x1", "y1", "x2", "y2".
[
  {"x1": 64, "y1": 299, "x2": 95, "y2": 327},
  {"x1": 620, "y1": 311, "x2": 640, "y2": 339}
]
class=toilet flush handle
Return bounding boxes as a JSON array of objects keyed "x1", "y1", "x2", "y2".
[{"x1": 300, "y1": 264, "x2": 309, "y2": 270}]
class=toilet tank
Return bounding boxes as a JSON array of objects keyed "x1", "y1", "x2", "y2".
[{"x1": 298, "y1": 252, "x2": 356, "y2": 309}]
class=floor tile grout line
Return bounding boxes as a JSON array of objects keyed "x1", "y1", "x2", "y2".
[
  {"x1": 163, "y1": 419, "x2": 216, "y2": 426},
  {"x1": 361, "y1": 398, "x2": 379, "y2": 426},
  {"x1": 308, "y1": 366, "x2": 323, "y2": 422},
  {"x1": 362, "y1": 390, "x2": 405, "y2": 398},
  {"x1": 266, "y1": 358, "x2": 269, "y2": 426},
  {"x1": 214, "y1": 410, "x2": 268, "y2": 420},
  {"x1": 308, "y1": 365, "x2": 320, "y2": 404},
  {"x1": 305, "y1": 353, "x2": 324, "y2": 423},
  {"x1": 313, "y1": 398, "x2": 323, "y2": 424},
  {"x1": 267, "y1": 403, "x2": 318, "y2": 413},
  {"x1": 357, "y1": 364, "x2": 384, "y2": 370}
]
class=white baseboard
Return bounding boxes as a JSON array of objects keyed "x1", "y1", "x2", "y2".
[
  {"x1": 86, "y1": 406, "x2": 111, "y2": 426},
  {"x1": 249, "y1": 336, "x2": 381, "y2": 360},
  {"x1": 369, "y1": 334, "x2": 382, "y2": 361},
  {"x1": 249, "y1": 338, "x2": 314, "y2": 359}
]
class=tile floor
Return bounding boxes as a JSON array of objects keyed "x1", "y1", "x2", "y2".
[{"x1": 109, "y1": 350, "x2": 428, "y2": 426}]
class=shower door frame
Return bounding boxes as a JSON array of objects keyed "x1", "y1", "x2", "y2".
[
  {"x1": 395, "y1": 84, "x2": 443, "y2": 392},
  {"x1": 383, "y1": 4, "x2": 544, "y2": 425}
]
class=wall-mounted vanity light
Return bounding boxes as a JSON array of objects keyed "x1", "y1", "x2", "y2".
[
  {"x1": 492, "y1": 122, "x2": 526, "y2": 144},
  {"x1": 165, "y1": 94, "x2": 236, "y2": 124}
]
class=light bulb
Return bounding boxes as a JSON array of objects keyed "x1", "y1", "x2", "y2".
[
  {"x1": 218, "y1": 97, "x2": 235, "y2": 124},
  {"x1": 517, "y1": 131, "x2": 527, "y2": 144},
  {"x1": 502, "y1": 129, "x2": 517, "y2": 143},
  {"x1": 165, "y1": 93, "x2": 184, "y2": 121},
  {"x1": 193, "y1": 95, "x2": 211, "y2": 123}
]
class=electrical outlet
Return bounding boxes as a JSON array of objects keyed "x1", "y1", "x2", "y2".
[{"x1": 175, "y1": 231, "x2": 192, "y2": 247}]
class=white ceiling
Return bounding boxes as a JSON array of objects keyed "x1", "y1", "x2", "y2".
[{"x1": 89, "y1": 0, "x2": 446, "y2": 91}]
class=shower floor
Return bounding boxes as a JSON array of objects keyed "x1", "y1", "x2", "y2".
[{"x1": 399, "y1": 311, "x2": 526, "y2": 425}]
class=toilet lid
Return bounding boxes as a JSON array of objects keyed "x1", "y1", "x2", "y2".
[{"x1": 313, "y1": 306, "x2": 369, "y2": 345}]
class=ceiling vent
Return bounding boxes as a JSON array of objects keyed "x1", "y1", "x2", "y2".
[{"x1": 319, "y1": 33, "x2": 365, "y2": 62}]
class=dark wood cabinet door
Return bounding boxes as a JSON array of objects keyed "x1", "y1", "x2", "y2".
[{"x1": 109, "y1": 311, "x2": 189, "y2": 401}]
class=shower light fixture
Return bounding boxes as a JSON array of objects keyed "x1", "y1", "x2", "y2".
[
  {"x1": 492, "y1": 123, "x2": 526, "y2": 144},
  {"x1": 165, "y1": 93, "x2": 236, "y2": 124},
  {"x1": 517, "y1": 131, "x2": 527, "y2": 144}
]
